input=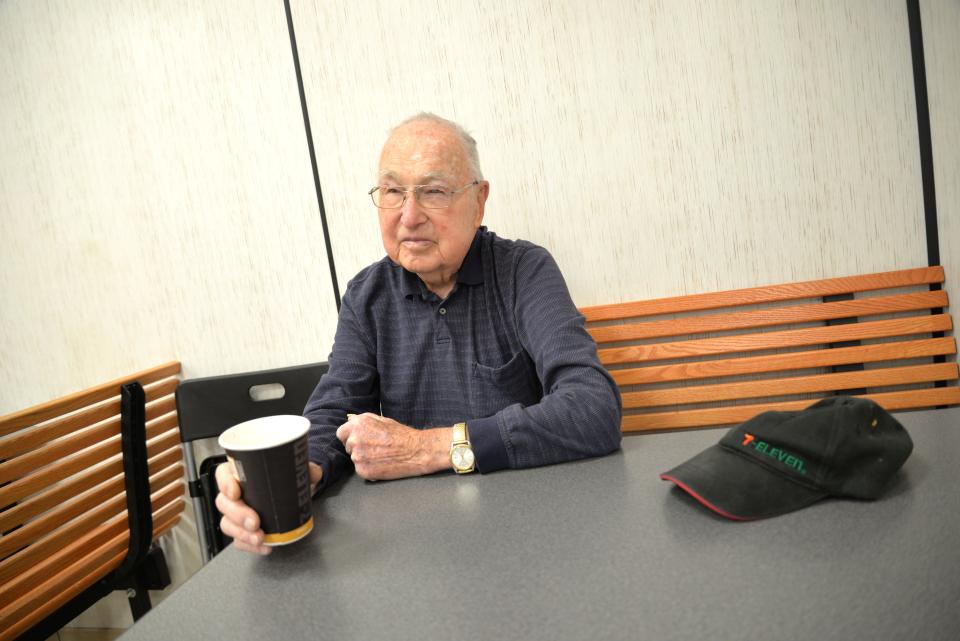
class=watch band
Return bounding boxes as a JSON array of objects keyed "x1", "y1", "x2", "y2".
[{"x1": 452, "y1": 422, "x2": 468, "y2": 445}]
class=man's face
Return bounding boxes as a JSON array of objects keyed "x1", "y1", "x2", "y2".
[{"x1": 376, "y1": 121, "x2": 488, "y2": 290}]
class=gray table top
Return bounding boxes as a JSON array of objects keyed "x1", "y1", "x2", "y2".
[{"x1": 124, "y1": 407, "x2": 960, "y2": 641}]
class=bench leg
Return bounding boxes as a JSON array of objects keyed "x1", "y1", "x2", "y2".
[{"x1": 126, "y1": 572, "x2": 153, "y2": 621}]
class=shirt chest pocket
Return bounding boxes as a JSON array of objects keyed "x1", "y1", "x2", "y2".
[{"x1": 470, "y1": 351, "x2": 542, "y2": 417}]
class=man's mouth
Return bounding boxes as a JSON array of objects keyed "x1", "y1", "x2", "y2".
[{"x1": 400, "y1": 238, "x2": 433, "y2": 249}]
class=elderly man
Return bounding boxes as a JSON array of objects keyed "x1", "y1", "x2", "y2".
[{"x1": 217, "y1": 113, "x2": 621, "y2": 554}]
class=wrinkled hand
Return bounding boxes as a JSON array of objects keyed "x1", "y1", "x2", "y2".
[
  {"x1": 336, "y1": 413, "x2": 450, "y2": 481},
  {"x1": 215, "y1": 459, "x2": 322, "y2": 556}
]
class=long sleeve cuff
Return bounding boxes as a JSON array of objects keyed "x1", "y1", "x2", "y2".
[
  {"x1": 310, "y1": 455, "x2": 332, "y2": 496},
  {"x1": 468, "y1": 416, "x2": 509, "y2": 473}
]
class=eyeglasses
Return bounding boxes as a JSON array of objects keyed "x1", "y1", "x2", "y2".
[{"x1": 368, "y1": 181, "x2": 479, "y2": 209}]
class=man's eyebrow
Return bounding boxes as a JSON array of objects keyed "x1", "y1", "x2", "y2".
[
  {"x1": 376, "y1": 170, "x2": 454, "y2": 184},
  {"x1": 421, "y1": 171, "x2": 454, "y2": 184}
]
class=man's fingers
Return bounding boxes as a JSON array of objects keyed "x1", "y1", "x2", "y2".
[
  {"x1": 214, "y1": 460, "x2": 269, "y2": 554},
  {"x1": 335, "y1": 417, "x2": 353, "y2": 443},
  {"x1": 218, "y1": 510, "x2": 258, "y2": 541},
  {"x1": 353, "y1": 463, "x2": 382, "y2": 482},
  {"x1": 347, "y1": 434, "x2": 361, "y2": 456},
  {"x1": 216, "y1": 489, "x2": 260, "y2": 534},
  {"x1": 235, "y1": 541, "x2": 273, "y2": 556},
  {"x1": 215, "y1": 460, "x2": 241, "y2": 500},
  {"x1": 233, "y1": 540, "x2": 273, "y2": 556},
  {"x1": 217, "y1": 497, "x2": 270, "y2": 553},
  {"x1": 220, "y1": 517, "x2": 272, "y2": 554},
  {"x1": 309, "y1": 462, "x2": 323, "y2": 494}
]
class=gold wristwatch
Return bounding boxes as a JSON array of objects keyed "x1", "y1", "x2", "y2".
[{"x1": 449, "y1": 422, "x2": 476, "y2": 474}]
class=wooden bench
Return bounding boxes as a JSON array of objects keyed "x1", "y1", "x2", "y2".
[
  {"x1": 0, "y1": 362, "x2": 186, "y2": 641},
  {"x1": 580, "y1": 266, "x2": 959, "y2": 432}
]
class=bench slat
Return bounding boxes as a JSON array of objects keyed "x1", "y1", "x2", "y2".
[
  {"x1": 0, "y1": 494, "x2": 126, "y2": 589},
  {"x1": 589, "y1": 290, "x2": 948, "y2": 344},
  {"x1": 0, "y1": 460, "x2": 122, "y2": 535},
  {"x1": 0, "y1": 484, "x2": 183, "y2": 621},
  {"x1": 0, "y1": 471, "x2": 183, "y2": 594},
  {"x1": 0, "y1": 461, "x2": 183, "y2": 562},
  {"x1": 152, "y1": 492, "x2": 187, "y2": 537},
  {"x1": 0, "y1": 361, "x2": 181, "y2": 436},
  {"x1": 145, "y1": 442, "x2": 185, "y2": 475},
  {"x1": 0, "y1": 530, "x2": 129, "y2": 640},
  {"x1": 0, "y1": 420, "x2": 120, "y2": 486},
  {"x1": 622, "y1": 387, "x2": 960, "y2": 431},
  {"x1": 581, "y1": 266, "x2": 944, "y2": 322},
  {"x1": 0, "y1": 376, "x2": 178, "y2": 462},
  {"x1": 0, "y1": 402, "x2": 118, "y2": 462},
  {"x1": 0, "y1": 397, "x2": 178, "y2": 486},
  {"x1": 0, "y1": 411, "x2": 179, "y2": 508},
  {"x1": 0, "y1": 439, "x2": 120, "y2": 509},
  {"x1": 146, "y1": 425, "x2": 181, "y2": 459},
  {"x1": 0, "y1": 492, "x2": 188, "y2": 639},
  {"x1": 599, "y1": 314, "x2": 953, "y2": 365},
  {"x1": 0, "y1": 498, "x2": 183, "y2": 635},
  {"x1": 145, "y1": 394, "x2": 178, "y2": 422},
  {"x1": 611, "y1": 337, "x2": 957, "y2": 386},
  {"x1": 622, "y1": 362, "x2": 958, "y2": 408},
  {"x1": 0, "y1": 444, "x2": 182, "y2": 536},
  {"x1": 0, "y1": 515, "x2": 128, "y2": 611}
]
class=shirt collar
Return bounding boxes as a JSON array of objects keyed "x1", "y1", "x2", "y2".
[
  {"x1": 456, "y1": 228, "x2": 485, "y2": 286},
  {"x1": 401, "y1": 228, "x2": 485, "y2": 299}
]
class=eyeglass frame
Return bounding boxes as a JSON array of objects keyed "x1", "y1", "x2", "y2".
[{"x1": 368, "y1": 180, "x2": 481, "y2": 210}]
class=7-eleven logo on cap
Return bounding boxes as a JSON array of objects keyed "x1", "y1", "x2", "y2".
[{"x1": 739, "y1": 432, "x2": 807, "y2": 475}]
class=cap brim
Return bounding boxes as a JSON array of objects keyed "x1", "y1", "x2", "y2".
[{"x1": 660, "y1": 445, "x2": 827, "y2": 520}]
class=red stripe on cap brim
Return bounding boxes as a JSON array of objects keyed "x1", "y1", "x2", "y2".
[{"x1": 660, "y1": 473, "x2": 755, "y2": 522}]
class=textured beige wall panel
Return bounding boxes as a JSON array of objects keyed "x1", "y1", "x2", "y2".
[
  {"x1": 0, "y1": 1, "x2": 337, "y2": 626},
  {"x1": 922, "y1": 0, "x2": 960, "y2": 321},
  {"x1": 0, "y1": 0, "x2": 338, "y2": 416},
  {"x1": 292, "y1": 0, "x2": 926, "y2": 307}
]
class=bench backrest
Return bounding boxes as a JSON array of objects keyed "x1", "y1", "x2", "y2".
[
  {"x1": 580, "y1": 267, "x2": 959, "y2": 432},
  {"x1": 0, "y1": 362, "x2": 185, "y2": 640}
]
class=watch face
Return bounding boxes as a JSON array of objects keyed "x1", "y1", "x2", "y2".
[{"x1": 452, "y1": 445, "x2": 475, "y2": 470}]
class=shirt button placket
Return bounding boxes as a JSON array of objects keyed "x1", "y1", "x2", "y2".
[{"x1": 436, "y1": 305, "x2": 451, "y2": 343}]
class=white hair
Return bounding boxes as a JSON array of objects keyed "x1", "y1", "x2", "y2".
[{"x1": 390, "y1": 112, "x2": 484, "y2": 180}]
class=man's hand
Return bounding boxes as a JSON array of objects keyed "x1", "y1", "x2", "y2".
[
  {"x1": 215, "y1": 459, "x2": 322, "y2": 555},
  {"x1": 336, "y1": 413, "x2": 452, "y2": 481}
]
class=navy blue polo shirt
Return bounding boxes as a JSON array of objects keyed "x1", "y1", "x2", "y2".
[{"x1": 305, "y1": 227, "x2": 622, "y2": 489}]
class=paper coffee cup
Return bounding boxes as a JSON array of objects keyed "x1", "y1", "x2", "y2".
[{"x1": 218, "y1": 415, "x2": 313, "y2": 546}]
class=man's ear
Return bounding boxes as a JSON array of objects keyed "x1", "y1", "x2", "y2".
[{"x1": 473, "y1": 181, "x2": 490, "y2": 227}]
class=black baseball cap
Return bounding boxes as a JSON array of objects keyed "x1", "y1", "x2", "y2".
[{"x1": 660, "y1": 396, "x2": 913, "y2": 520}]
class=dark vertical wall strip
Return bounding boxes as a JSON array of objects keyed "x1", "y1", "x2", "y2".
[
  {"x1": 283, "y1": 0, "x2": 341, "y2": 311},
  {"x1": 906, "y1": 0, "x2": 940, "y2": 269},
  {"x1": 905, "y1": 0, "x2": 945, "y2": 380}
]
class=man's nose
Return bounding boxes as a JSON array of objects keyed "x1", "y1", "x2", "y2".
[{"x1": 399, "y1": 192, "x2": 426, "y2": 227}]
